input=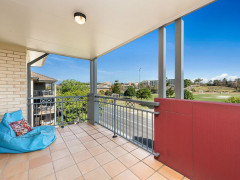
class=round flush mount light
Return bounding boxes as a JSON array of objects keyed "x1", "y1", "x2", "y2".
[{"x1": 74, "y1": 12, "x2": 86, "y2": 24}]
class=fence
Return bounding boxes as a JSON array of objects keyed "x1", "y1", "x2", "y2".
[
  {"x1": 28, "y1": 96, "x2": 88, "y2": 127},
  {"x1": 96, "y1": 95, "x2": 160, "y2": 155}
]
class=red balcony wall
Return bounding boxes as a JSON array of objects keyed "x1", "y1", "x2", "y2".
[{"x1": 154, "y1": 98, "x2": 240, "y2": 180}]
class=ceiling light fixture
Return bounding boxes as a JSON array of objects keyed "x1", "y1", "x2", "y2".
[{"x1": 74, "y1": 12, "x2": 86, "y2": 24}]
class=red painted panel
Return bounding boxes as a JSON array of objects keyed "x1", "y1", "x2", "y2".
[
  {"x1": 154, "y1": 99, "x2": 193, "y2": 178},
  {"x1": 193, "y1": 102, "x2": 240, "y2": 180},
  {"x1": 154, "y1": 98, "x2": 240, "y2": 180}
]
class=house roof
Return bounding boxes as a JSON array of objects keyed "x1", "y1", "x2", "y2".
[
  {"x1": 0, "y1": 0, "x2": 215, "y2": 60},
  {"x1": 31, "y1": 72, "x2": 57, "y2": 83}
]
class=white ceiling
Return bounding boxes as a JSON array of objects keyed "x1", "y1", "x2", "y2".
[{"x1": 0, "y1": 0, "x2": 215, "y2": 60}]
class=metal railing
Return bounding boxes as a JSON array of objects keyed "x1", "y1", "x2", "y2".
[
  {"x1": 33, "y1": 90, "x2": 55, "y2": 97},
  {"x1": 28, "y1": 96, "x2": 88, "y2": 127},
  {"x1": 96, "y1": 95, "x2": 160, "y2": 155}
]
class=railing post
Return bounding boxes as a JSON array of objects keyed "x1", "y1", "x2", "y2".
[
  {"x1": 61, "y1": 97, "x2": 64, "y2": 128},
  {"x1": 112, "y1": 99, "x2": 117, "y2": 138}
]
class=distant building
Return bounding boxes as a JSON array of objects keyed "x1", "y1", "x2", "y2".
[
  {"x1": 31, "y1": 72, "x2": 57, "y2": 126},
  {"x1": 140, "y1": 79, "x2": 175, "y2": 87}
]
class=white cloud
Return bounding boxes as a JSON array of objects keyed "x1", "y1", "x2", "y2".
[{"x1": 193, "y1": 73, "x2": 239, "y2": 83}]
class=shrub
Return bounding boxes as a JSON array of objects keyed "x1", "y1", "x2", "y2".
[
  {"x1": 225, "y1": 97, "x2": 240, "y2": 104},
  {"x1": 166, "y1": 88, "x2": 174, "y2": 98},
  {"x1": 184, "y1": 90, "x2": 194, "y2": 100}
]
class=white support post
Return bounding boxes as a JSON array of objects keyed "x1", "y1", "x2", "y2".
[
  {"x1": 27, "y1": 64, "x2": 32, "y2": 125},
  {"x1": 158, "y1": 27, "x2": 166, "y2": 98},
  {"x1": 175, "y1": 18, "x2": 184, "y2": 99},
  {"x1": 88, "y1": 59, "x2": 99, "y2": 124}
]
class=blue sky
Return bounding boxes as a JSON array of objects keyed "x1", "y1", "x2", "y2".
[{"x1": 32, "y1": 0, "x2": 240, "y2": 83}]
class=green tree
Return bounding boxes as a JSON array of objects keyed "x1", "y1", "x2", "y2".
[
  {"x1": 184, "y1": 90, "x2": 194, "y2": 100},
  {"x1": 166, "y1": 88, "x2": 174, "y2": 98},
  {"x1": 124, "y1": 86, "x2": 136, "y2": 98},
  {"x1": 56, "y1": 80, "x2": 89, "y2": 125},
  {"x1": 194, "y1": 78, "x2": 203, "y2": 84},
  {"x1": 184, "y1": 79, "x2": 192, "y2": 88},
  {"x1": 111, "y1": 80, "x2": 121, "y2": 95},
  {"x1": 57, "y1": 79, "x2": 89, "y2": 96},
  {"x1": 104, "y1": 90, "x2": 112, "y2": 96},
  {"x1": 213, "y1": 80, "x2": 220, "y2": 86},
  {"x1": 225, "y1": 97, "x2": 240, "y2": 104},
  {"x1": 136, "y1": 89, "x2": 151, "y2": 100},
  {"x1": 99, "y1": 90, "x2": 105, "y2": 96}
]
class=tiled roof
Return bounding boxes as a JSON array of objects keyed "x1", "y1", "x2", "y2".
[{"x1": 31, "y1": 72, "x2": 57, "y2": 82}]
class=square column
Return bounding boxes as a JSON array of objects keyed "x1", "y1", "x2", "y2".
[
  {"x1": 158, "y1": 27, "x2": 166, "y2": 98},
  {"x1": 175, "y1": 18, "x2": 184, "y2": 99},
  {"x1": 88, "y1": 59, "x2": 99, "y2": 124}
]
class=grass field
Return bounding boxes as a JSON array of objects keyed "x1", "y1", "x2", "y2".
[{"x1": 193, "y1": 93, "x2": 240, "y2": 102}]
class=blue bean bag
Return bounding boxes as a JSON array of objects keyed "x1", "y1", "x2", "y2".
[{"x1": 0, "y1": 110, "x2": 56, "y2": 153}]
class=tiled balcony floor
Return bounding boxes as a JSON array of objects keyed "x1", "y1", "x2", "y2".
[{"x1": 0, "y1": 123, "x2": 190, "y2": 180}]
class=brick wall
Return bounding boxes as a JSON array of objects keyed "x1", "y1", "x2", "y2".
[{"x1": 0, "y1": 47, "x2": 27, "y2": 120}]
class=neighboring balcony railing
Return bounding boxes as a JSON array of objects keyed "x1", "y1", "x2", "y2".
[
  {"x1": 28, "y1": 96, "x2": 88, "y2": 127},
  {"x1": 96, "y1": 95, "x2": 160, "y2": 156},
  {"x1": 33, "y1": 90, "x2": 55, "y2": 97}
]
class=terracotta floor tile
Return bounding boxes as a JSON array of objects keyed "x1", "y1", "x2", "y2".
[
  {"x1": 78, "y1": 136, "x2": 94, "y2": 143},
  {"x1": 65, "y1": 139, "x2": 82, "y2": 147},
  {"x1": 5, "y1": 171, "x2": 28, "y2": 180},
  {"x1": 68, "y1": 143, "x2": 86, "y2": 154},
  {"x1": 118, "y1": 153, "x2": 139, "y2": 168},
  {"x1": 0, "y1": 158, "x2": 7, "y2": 170},
  {"x1": 77, "y1": 157, "x2": 100, "y2": 174},
  {"x1": 112, "y1": 137, "x2": 128, "y2": 146},
  {"x1": 109, "y1": 146, "x2": 128, "y2": 158},
  {"x1": 83, "y1": 167, "x2": 111, "y2": 180},
  {"x1": 113, "y1": 169, "x2": 139, "y2": 180},
  {"x1": 130, "y1": 162, "x2": 155, "y2": 180},
  {"x1": 87, "y1": 129, "x2": 98, "y2": 135},
  {"x1": 74, "y1": 176, "x2": 84, "y2": 180},
  {"x1": 96, "y1": 127, "x2": 107, "y2": 132},
  {"x1": 2, "y1": 160, "x2": 28, "y2": 178},
  {"x1": 101, "y1": 141, "x2": 118, "y2": 150},
  {"x1": 29, "y1": 148, "x2": 50, "y2": 159},
  {"x1": 147, "y1": 172, "x2": 168, "y2": 180},
  {"x1": 75, "y1": 132, "x2": 88, "y2": 138},
  {"x1": 101, "y1": 130, "x2": 113, "y2": 136},
  {"x1": 39, "y1": 173, "x2": 56, "y2": 180},
  {"x1": 83, "y1": 140, "x2": 99, "y2": 149},
  {"x1": 72, "y1": 150, "x2": 92, "y2": 163},
  {"x1": 88, "y1": 145, "x2": 106, "y2": 156},
  {"x1": 96, "y1": 136, "x2": 111, "y2": 144},
  {"x1": 121, "y1": 142, "x2": 138, "y2": 152},
  {"x1": 7, "y1": 153, "x2": 29, "y2": 165},
  {"x1": 52, "y1": 138, "x2": 64, "y2": 145},
  {"x1": 0, "y1": 154, "x2": 9, "y2": 160},
  {"x1": 29, "y1": 154, "x2": 52, "y2": 169},
  {"x1": 103, "y1": 159, "x2": 126, "y2": 177},
  {"x1": 51, "y1": 148, "x2": 70, "y2": 161},
  {"x1": 131, "y1": 148, "x2": 150, "y2": 160},
  {"x1": 95, "y1": 151, "x2": 116, "y2": 165},
  {"x1": 29, "y1": 162, "x2": 54, "y2": 180},
  {"x1": 143, "y1": 155, "x2": 163, "y2": 170},
  {"x1": 60, "y1": 131, "x2": 74, "y2": 137},
  {"x1": 55, "y1": 165, "x2": 81, "y2": 180},
  {"x1": 62, "y1": 135, "x2": 77, "y2": 141},
  {"x1": 53, "y1": 155, "x2": 75, "y2": 172},
  {"x1": 158, "y1": 166, "x2": 184, "y2": 180},
  {"x1": 91, "y1": 132, "x2": 104, "y2": 139},
  {"x1": 49, "y1": 142, "x2": 67, "y2": 153}
]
